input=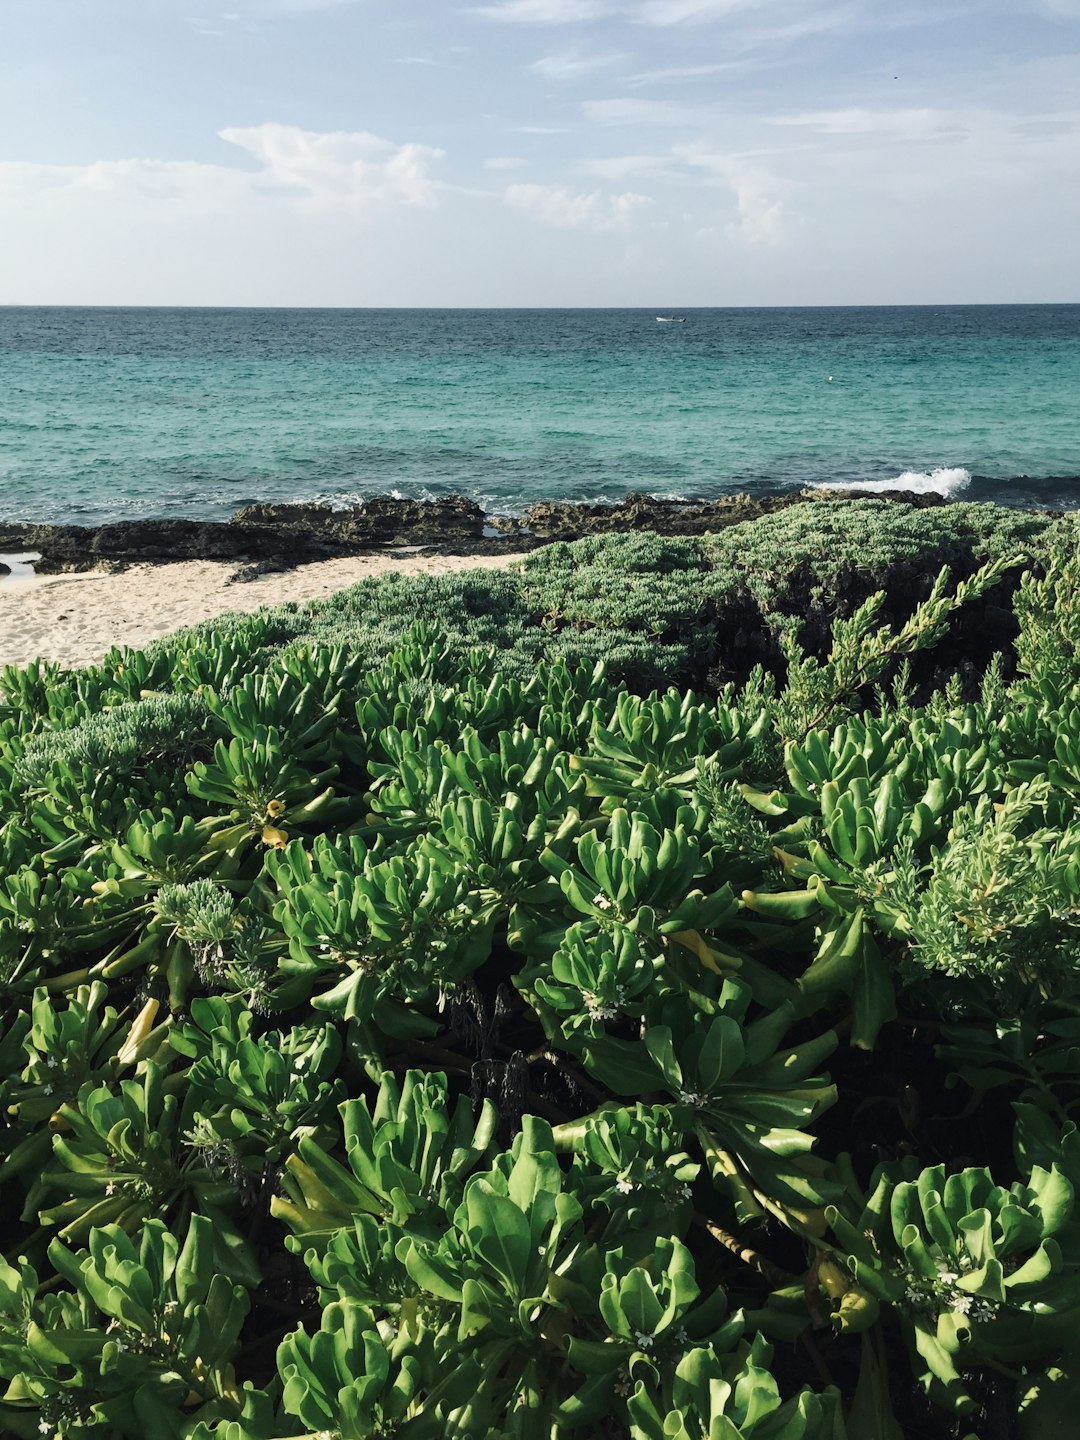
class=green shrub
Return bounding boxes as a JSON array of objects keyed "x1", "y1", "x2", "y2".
[{"x1": 1, "y1": 499, "x2": 1079, "y2": 1439}]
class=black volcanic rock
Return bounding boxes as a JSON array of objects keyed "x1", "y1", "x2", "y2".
[
  {"x1": 0, "y1": 488, "x2": 948, "y2": 573},
  {"x1": 226, "y1": 502, "x2": 336, "y2": 529},
  {"x1": 230, "y1": 495, "x2": 486, "y2": 545},
  {"x1": 0, "y1": 519, "x2": 296, "y2": 575},
  {"x1": 0, "y1": 495, "x2": 489, "y2": 574},
  {"x1": 224, "y1": 558, "x2": 290, "y2": 585},
  {"x1": 491, "y1": 487, "x2": 945, "y2": 542}
]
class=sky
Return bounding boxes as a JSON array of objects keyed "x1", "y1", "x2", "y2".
[{"x1": 0, "y1": 0, "x2": 1078, "y2": 305}]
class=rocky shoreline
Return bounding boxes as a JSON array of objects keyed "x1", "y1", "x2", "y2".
[{"x1": 0, "y1": 487, "x2": 959, "y2": 577}]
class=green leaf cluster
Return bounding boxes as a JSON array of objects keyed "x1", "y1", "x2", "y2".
[{"x1": 1, "y1": 500, "x2": 1079, "y2": 1438}]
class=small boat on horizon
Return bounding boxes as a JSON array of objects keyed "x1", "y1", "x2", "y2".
[{"x1": 656, "y1": 315, "x2": 686, "y2": 323}]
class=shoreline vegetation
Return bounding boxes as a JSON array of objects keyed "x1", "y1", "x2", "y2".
[
  {"x1": 2, "y1": 496, "x2": 1080, "y2": 1437},
  {"x1": 2, "y1": 487, "x2": 1068, "y2": 671},
  {"x1": 1, "y1": 485, "x2": 977, "y2": 577},
  {"x1": 0, "y1": 553, "x2": 531, "y2": 671}
]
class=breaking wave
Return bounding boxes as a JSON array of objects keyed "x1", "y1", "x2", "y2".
[{"x1": 812, "y1": 467, "x2": 973, "y2": 499}]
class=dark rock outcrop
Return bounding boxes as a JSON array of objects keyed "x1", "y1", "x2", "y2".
[
  {"x1": 491, "y1": 487, "x2": 944, "y2": 541},
  {"x1": 0, "y1": 488, "x2": 946, "y2": 574},
  {"x1": 0, "y1": 495, "x2": 490, "y2": 575},
  {"x1": 230, "y1": 494, "x2": 486, "y2": 546},
  {"x1": 0, "y1": 519, "x2": 286, "y2": 575},
  {"x1": 224, "y1": 558, "x2": 290, "y2": 585}
]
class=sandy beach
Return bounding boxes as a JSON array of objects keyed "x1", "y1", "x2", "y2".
[{"x1": 0, "y1": 550, "x2": 528, "y2": 671}]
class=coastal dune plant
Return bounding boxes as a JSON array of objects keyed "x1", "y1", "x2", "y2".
[{"x1": 2, "y1": 501, "x2": 1080, "y2": 1437}]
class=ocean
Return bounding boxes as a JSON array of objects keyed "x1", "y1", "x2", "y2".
[{"x1": 1, "y1": 305, "x2": 1078, "y2": 525}]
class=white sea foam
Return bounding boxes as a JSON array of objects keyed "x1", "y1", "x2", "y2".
[
  {"x1": 0, "y1": 552, "x2": 41, "y2": 582},
  {"x1": 307, "y1": 487, "x2": 445, "y2": 510},
  {"x1": 813, "y1": 467, "x2": 972, "y2": 499}
]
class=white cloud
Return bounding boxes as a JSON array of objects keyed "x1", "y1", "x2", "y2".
[
  {"x1": 531, "y1": 48, "x2": 628, "y2": 80},
  {"x1": 505, "y1": 180, "x2": 651, "y2": 226},
  {"x1": 725, "y1": 170, "x2": 784, "y2": 243},
  {"x1": 581, "y1": 152, "x2": 669, "y2": 178},
  {"x1": 582, "y1": 96, "x2": 712, "y2": 125},
  {"x1": 186, "y1": 10, "x2": 261, "y2": 35},
  {"x1": 663, "y1": 147, "x2": 789, "y2": 243},
  {"x1": 0, "y1": 124, "x2": 447, "y2": 213},
  {"x1": 578, "y1": 148, "x2": 791, "y2": 248},
  {"x1": 255, "y1": 0, "x2": 361, "y2": 11},
  {"x1": 632, "y1": 0, "x2": 861, "y2": 38},
  {"x1": 770, "y1": 106, "x2": 968, "y2": 139},
  {"x1": 634, "y1": 0, "x2": 782, "y2": 22},
  {"x1": 1011, "y1": 117, "x2": 1078, "y2": 138},
  {"x1": 0, "y1": 162, "x2": 86, "y2": 198},
  {"x1": 746, "y1": 3, "x2": 860, "y2": 43},
  {"x1": 468, "y1": 0, "x2": 614, "y2": 20},
  {"x1": 219, "y1": 124, "x2": 446, "y2": 206},
  {"x1": 0, "y1": 156, "x2": 242, "y2": 210},
  {"x1": 470, "y1": 0, "x2": 863, "y2": 33},
  {"x1": 624, "y1": 61, "x2": 752, "y2": 85}
]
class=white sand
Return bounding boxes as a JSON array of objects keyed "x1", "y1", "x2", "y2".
[{"x1": 0, "y1": 550, "x2": 528, "y2": 671}]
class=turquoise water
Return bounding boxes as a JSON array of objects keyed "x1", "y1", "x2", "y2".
[{"x1": 1, "y1": 306, "x2": 1078, "y2": 524}]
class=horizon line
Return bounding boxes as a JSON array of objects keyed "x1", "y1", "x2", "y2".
[{"x1": 2, "y1": 300, "x2": 1078, "y2": 312}]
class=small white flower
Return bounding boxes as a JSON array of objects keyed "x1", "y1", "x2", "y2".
[
  {"x1": 41, "y1": 1084, "x2": 53, "y2": 1096},
  {"x1": 615, "y1": 1177, "x2": 634, "y2": 1195},
  {"x1": 592, "y1": 893, "x2": 613, "y2": 911},
  {"x1": 105, "y1": 1182, "x2": 116, "y2": 1196},
  {"x1": 39, "y1": 1422, "x2": 52, "y2": 1436},
  {"x1": 583, "y1": 991, "x2": 619, "y2": 1021},
  {"x1": 46, "y1": 1056, "x2": 58, "y2": 1069},
  {"x1": 634, "y1": 1330, "x2": 655, "y2": 1349},
  {"x1": 678, "y1": 1090, "x2": 706, "y2": 1107},
  {"x1": 951, "y1": 1292, "x2": 975, "y2": 1316},
  {"x1": 665, "y1": 1182, "x2": 693, "y2": 1212}
]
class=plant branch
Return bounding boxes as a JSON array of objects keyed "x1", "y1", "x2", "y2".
[{"x1": 693, "y1": 1210, "x2": 798, "y2": 1289}]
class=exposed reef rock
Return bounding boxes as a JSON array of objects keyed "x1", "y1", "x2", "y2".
[
  {"x1": 0, "y1": 520, "x2": 275, "y2": 575},
  {"x1": 0, "y1": 496, "x2": 489, "y2": 575},
  {"x1": 224, "y1": 558, "x2": 290, "y2": 585},
  {"x1": 1, "y1": 488, "x2": 946, "y2": 574},
  {"x1": 229, "y1": 495, "x2": 486, "y2": 545},
  {"x1": 491, "y1": 487, "x2": 944, "y2": 541}
]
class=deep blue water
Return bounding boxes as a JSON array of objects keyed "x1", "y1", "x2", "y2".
[{"x1": 0, "y1": 305, "x2": 1077, "y2": 524}]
